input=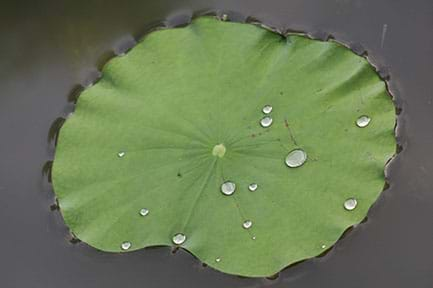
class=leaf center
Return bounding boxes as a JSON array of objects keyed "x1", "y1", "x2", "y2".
[{"x1": 212, "y1": 144, "x2": 226, "y2": 158}]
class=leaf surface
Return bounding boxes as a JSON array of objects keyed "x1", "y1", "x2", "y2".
[{"x1": 53, "y1": 17, "x2": 396, "y2": 277}]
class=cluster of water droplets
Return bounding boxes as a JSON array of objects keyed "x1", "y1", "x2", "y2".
[
  {"x1": 116, "y1": 108, "x2": 372, "y2": 260},
  {"x1": 341, "y1": 114, "x2": 372, "y2": 212},
  {"x1": 260, "y1": 104, "x2": 273, "y2": 128}
]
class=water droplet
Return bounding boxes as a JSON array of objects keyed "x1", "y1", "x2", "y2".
[
  {"x1": 248, "y1": 183, "x2": 258, "y2": 192},
  {"x1": 285, "y1": 149, "x2": 307, "y2": 168},
  {"x1": 117, "y1": 151, "x2": 126, "y2": 158},
  {"x1": 262, "y1": 105, "x2": 273, "y2": 114},
  {"x1": 121, "y1": 241, "x2": 131, "y2": 250},
  {"x1": 139, "y1": 208, "x2": 149, "y2": 216},
  {"x1": 252, "y1": 236, "x2": 256, "y2": 240},
  {"x1": 321, "y1": 244, "x2": 326, "y2": 249},
  {"x1": 215, "y1": 257, "x2": 221, "y2": 263},
  {"x1": 221, "y1": 181, "x2": 236, "y2": 196},
  {"x1": 344, "y1": 198, "x2": 358, "y2": 211},
  {"x1": 172, "y1": 233, "x2": 186, "y2": 245},
  {"x1": 260, "y1": 116, "x2": 273, "y2": 128},
  {"x1": 242, "y1": 220, "x2": 253, "y2": 229},
  {"x1": 356, "y1": 115, "x2": 371, "y2": 128}
]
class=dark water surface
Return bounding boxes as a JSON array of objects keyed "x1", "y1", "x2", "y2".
[{"x1": 1, "y1": 1, "x2": 433, "y2": 287}]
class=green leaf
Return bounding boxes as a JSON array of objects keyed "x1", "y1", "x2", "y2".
[{"x1": 52, "y1": 17, "x2": 396, "y2": 277}]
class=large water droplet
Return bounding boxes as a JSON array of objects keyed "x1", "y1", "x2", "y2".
[
  {"x1": 262, "y1": 105, "x2": 273, "y2": 114},
  {"x1": 221, "y1": 181, "x2": 236, "y2": 196},
  {"x1": 248, "y1": 183, "x2": 258, "y2": 192},
  {"x1": 344, "y1": 198, "x2": 358, "y2": 211},
  {"x1": 139, "y1": 208, "x2": 149, "y2": 217},
  {"x1": 172, "y1": 233, "x2": 186, "y2": 245},
  {"x1": 242, "y1": 220, "x2": 253, "y2": 229},
  {"x1": 121, "y1": 241, "x2": 131, "y2": 250},
  {"x1": 285, "y1": 149, "x2": 307, "y2": 168},
  {"x1": 117, "y1": 151, "x2": 126, "y2": 158},
  {"x1": 356, "y1": 115, "x2": 371, "y2": 128},
  {"x1": 260, "y1": 116, "x2": 273, "y2": 128}
]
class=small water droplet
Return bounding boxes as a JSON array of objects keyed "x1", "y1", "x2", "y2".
[
  {"x1": 262, "y1": 105, "x2": 273, "y2": 114},
  {"x1": 221, "y1": 181, "x2": 236, "y2": 196},
  {"x1": 139, "y1": 208, "x2": 149, "y2": 217},
  {"x1": 252, "y1": 236, "x2": 256, "y2": 240},
  {"x1": 344, "y1": 198, "x2": 358, "y2": 211},
  {"x1": 321, "y1": 244, "x2": 326, "y2": 249},
  {"x1": 117, "y1": 151, "x2": 126, "y2": 158},
  {"x1": 356, "y1": 115, "x2": 371, "y2": 128},
  {"x1": 260, "y1": 116, "x2": 273, "y2": 128},
  {"x1": 121, "y1": 241, "x2": 131, "y2": 250},
  {"x1": 242, "y1": 220, "x2": 253, "y2": 229},
  {"x1": 215, "y1": 257, "x2": 221, "y2": 263},
  {"x1": 285, "y1": 149, "x2": 307, "y2": 168},
  {"x1": 172, "y1": 233, "x2": 186, "y2": 245},
  {"x1": 248, "y1": 183, "x2": 258, "y2": 192}
]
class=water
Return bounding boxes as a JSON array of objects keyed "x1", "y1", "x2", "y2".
[
  {"x1": 260, "y1": 116, "x2": 273, "y2": 128},
  {"x1": 248, "y1": 183, "x2": 258, "y2": 192},
  {"x1": 343, "y1": 198, "x2": 358, "y2": 211},
  {"x1": 172, "y1": 233, "x2": 187, "y2": 245},
  {"x1": 262, "y1": 105, "x2": 273, "y2": 114},
  {"x1": 2, "y1": 1, "x2": 432, "y2": 288},
  {"x1": 356, "y1": 116, "x2": 371, "y2": 128},
  {"x1": 121, "y1": 241, "x2": 132, "y2": 250},
  {"x1": 285, "y1": 149, "x2": 307, "y2": 168},
  {"x1": 139, "y1": 208, "x2": 149, "y2": 216},
  {"x1": 242, "y1": 220, "x2": 253, "y2": 229},
  {"x1": 220, "y1": 181, "x2": 236, "y2": 196}
]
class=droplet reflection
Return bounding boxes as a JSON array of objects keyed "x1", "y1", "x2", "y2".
[
  {"x1": 221, "y1": 181, "x2": 236, "y2": 196},
  {"x1": 248, "y1": 183, "x2": 258, "y2": 192},
  {"x1": 262, "y1": 105, "x2": 273, "y2": 114},
  {"x1": 356, "y1": 115, "x2": 371, "y2": 128},
  {"x1": 260, "y1": 116, "x2": 273, "y2": 128},
  {"x1": 285, "y1": 149, "x2": 307, "y2": 168},
  {"x1": 344, "y1": 198, "x2": 358, "y2": 211},
  {"x1": 172, "y1": 233, "x2": 186, "y2": 245},
  {"x1": 139, "y1": 208, "x2": 149, "y2": 217},
  {"x1": 121, "y1": 241, "x2": 131, "y2": 250},
  {"x1": 242, "y1": 220, "x2": 253, "y2": 229}
]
